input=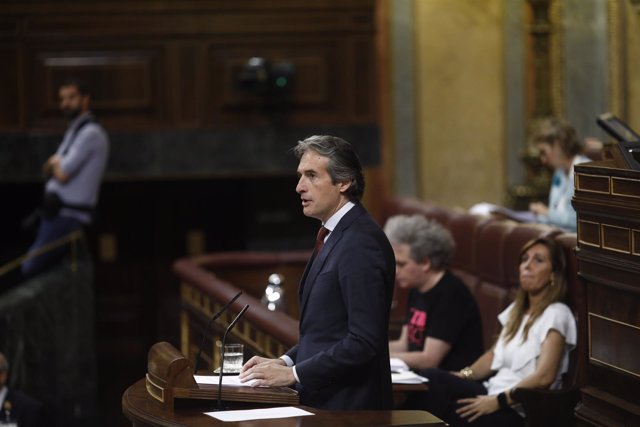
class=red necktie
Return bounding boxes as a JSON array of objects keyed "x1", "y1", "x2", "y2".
[{"x1": 315, "y1": 226, "x2": 330, "y2": 254}]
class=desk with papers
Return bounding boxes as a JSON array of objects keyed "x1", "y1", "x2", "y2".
[{"x1": 122, "y1": 378, "x2": 445, "y2": 426}]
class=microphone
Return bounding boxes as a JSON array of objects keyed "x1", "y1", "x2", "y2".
[
  {"x1": 194, "y1": 291, "x2": 242, "y2": 373},
  {"x1": 217, "y1": 304, "x2": 249, "y2": 411}
]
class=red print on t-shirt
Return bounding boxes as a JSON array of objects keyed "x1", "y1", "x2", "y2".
[{"x1": 407, "y1": 307, "x2": 427, "y2": 347}]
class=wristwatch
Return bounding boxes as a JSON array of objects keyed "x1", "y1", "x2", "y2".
[{"x1": 459, "y1": 366, "x2": 474, "y2": 380}]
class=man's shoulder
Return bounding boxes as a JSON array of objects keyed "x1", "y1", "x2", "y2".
[
  {"x1": 81, "y1": 120, "x2": 108, "y2": 137},
  {"x1": 440, "y1": 271, "x2": 470, "y2": 292},
  {"x1": 438, "y1": 272, "x2": 479, "y2": 307},
  {"x1": 338, "y1": 204, "x2": 383, "y2": 235},
  {"x1": 73, "y1": 114, "x2": 107, "y2": 138}
]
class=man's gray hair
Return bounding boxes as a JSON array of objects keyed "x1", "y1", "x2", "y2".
[
  {"x1": 293, "y1": 135, "x2": 365, "y2": 202},
  {"x1": 384, "y1": 214, "x2": 455, "y2": 269}
]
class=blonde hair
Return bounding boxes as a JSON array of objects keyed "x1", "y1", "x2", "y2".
[
  {"x1": 502, "y1": 237, "x2": 567, "y2": 343},
  {"x1": 529, "y1": 117, "x2": 583, "y2": 158}
]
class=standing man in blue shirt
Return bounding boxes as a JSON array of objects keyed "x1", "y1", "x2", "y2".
[{"x1": 21, "y1": 81, "x2": 110, "y2": 277}]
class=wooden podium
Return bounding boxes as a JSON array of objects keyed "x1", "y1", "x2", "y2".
[
  {"x1": 124, "y1": 343, "x2": 445, "y2": 426},
  {"x1": 145, "y1": 342, "x2": 298, "y2": 409},
  {"x1": 572, "y1": 157, "x2": 640, "y2": 426}
]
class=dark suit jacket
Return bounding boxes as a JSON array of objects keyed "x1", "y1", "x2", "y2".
[
  {"x1": 0, "y1": 387, "x2": 43, "y2": 427},
  {"x1": 286, "y1": 203, "x2": 396, "y2": 410}
]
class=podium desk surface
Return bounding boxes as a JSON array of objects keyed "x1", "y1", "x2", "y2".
[{"x1": 123, "y1": 379, "x2": 446, "y2": 427}]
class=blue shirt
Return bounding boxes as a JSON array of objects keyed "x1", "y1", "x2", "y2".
[
  {"x1": 45, "y1": 112, "x2": 110, "y2": 223},
  {"x1": 537, "y1": 155, "x2": 590, "y2": 232}
]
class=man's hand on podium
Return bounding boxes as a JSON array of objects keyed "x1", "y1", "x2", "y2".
[{"x1": 238, "y1": 356, "x2": 295, "y2": 388}]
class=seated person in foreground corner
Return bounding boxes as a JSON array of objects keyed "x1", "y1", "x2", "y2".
[
  {"x1": 384, "y1": 214, "x2": 484, "y2": 372},
  {"x1": 527, "y1": 117, "x2": 590, "y2": 232},
  {"x1": 412, "y1": 237, "x2": 577, "y2": 427},
  {"x1": 0, "y1": 352, "x2": 44, "y2": 427}
]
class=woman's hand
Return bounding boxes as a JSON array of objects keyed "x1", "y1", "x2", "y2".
[
  {"x1": 456, "y1": 395, "x2": 500, "y2": 422},
  {"x1": 529, "y1": 202, "x2": 549, "y2": 216}
]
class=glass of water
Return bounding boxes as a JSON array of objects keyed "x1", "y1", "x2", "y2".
[{"x1": 222, "y1": 343, "x2": 244, "y2": 374}]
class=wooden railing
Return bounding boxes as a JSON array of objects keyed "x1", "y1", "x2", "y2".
[
  {"x1": 0, "y1": 229, "x2": 83, "y2": 279},
  {"x1": 173, "y1": 252, "x2": 308, "y2": 372}
]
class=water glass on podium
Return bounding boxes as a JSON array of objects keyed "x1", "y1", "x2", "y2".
[{"x1": 222, "y1": 343, "x2": 243, "y2": 374}]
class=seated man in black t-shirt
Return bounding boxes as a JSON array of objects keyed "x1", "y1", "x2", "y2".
[{"x1": 385, "y1": 214, "x2": 484, "y2": 372}]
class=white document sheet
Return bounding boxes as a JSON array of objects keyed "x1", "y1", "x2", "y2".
[
  {"x1": 469, "y1": 202, "x2": 537, "y2": 223},
  {"x1": 391, "y1": 371, "x2": 429, "y2": 384},
  {"x1": 194, "y1": 374, "x2": 259, "y2": 387},
  {"x1": 205, "y1": 406, "x2": 314, "y2": 422},
  {"x1": 390, "y1": 357, "x2": 410, "y2": 373}
]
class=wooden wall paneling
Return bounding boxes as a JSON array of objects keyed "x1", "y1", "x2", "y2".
[
  {"x1": 0, "y1": 14, "x2": 22, "y2": 131},
  {"x1": 27, "y1": 46, "x2": 167, "y2": 129},
  {"x1": 206, "y1": 37, "x2": 352, "y2": 126},
  {"x1": 3, "y1": 2, "x2": 379, "y2": 132},
  {"x1": 167, "y1": 42, "x2": 202, "y2": 127},
  {"x1": 0, "y1": 44, "x2": 21, "y2": 129},
  {"x1": 19, "y1": 6, "x2": 375, "y2": 39},
  {"x1": 0, "y1": 16, "x2": 20, "y2": 38},
  {"x1": 348, "y1": 36, "x2": 377, "y2": 123}
]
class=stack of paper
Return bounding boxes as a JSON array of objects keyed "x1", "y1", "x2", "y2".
[
  {"x1": 391, "y1": 371, "x2": 429, "y2": 384},
  {"x1": 390, "y1": 357, "x2": 410, "y2": 373},
  {"x1": 194, "y1": 374, "x2": 259, "y2": 387}
]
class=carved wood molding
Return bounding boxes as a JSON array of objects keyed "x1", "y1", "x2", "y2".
[
  {"x1": 525, "y1": 0, "x2": 564, "y2": 119},
  {"x1": 608, "y1": 0, "x2": 628, "y2": 117}
]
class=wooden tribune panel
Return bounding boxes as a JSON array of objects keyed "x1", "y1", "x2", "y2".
[
  {"x1": 146, "y1": 341, "x2": 298, "y2": 410},
  {"x1": 573, "y1": 160, "x2": 640, "y2": 426}
]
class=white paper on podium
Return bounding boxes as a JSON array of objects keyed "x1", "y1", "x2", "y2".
[
  {"x1": 194, "y1": 374, "x2": 259, "y2": 387},
  {"x1": 205, "y1": 406, "x2": 314, "y2": 422},
  {"x1": 391, "y1": 371, "x2": 429, "y2": 384},
  {"x1": 390, "y1": 357, "x2": 410, "y2": 373}
]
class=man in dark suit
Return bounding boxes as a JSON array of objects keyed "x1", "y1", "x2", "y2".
[
  {"x1": 240, "y1": 135, "x2": 396, "y2": 410},
  {"x1": 0, "y1": 352, "x2": 44, "y2": 427}
]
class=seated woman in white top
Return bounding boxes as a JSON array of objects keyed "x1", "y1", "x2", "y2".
[{"x1": 410, "y1": 237, "x2": 577, "y2": 427}]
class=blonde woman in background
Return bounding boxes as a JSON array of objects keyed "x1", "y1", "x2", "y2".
[{"x1": 528, "y1": 117, "x2": 590, "y2": 232}]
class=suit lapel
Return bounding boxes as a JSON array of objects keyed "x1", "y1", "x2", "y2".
[
  {"x1": 298, "y1": 249, "x2": 317, "y2": 298},
  {"x1": 298, "y1": 204, "x2": 365, "y2": 320}
]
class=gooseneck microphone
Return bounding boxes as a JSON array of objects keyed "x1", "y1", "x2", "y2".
[
  {"x1": 217, "y1": 304, "x2": 249, "y2": 411},
  {"x1": 194, "y1": 291, "x2": 243, "y2": 373}
]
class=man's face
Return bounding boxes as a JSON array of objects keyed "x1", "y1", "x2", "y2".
[
  {"x1": 296, "y1": 150, "x2": 350, "y2": 223},
  {"x1": 392, "y1": 243, "x2": 428, "y2": 289},
  {"x1": 59, "y1": 85, "x2": 88, "y2": 120}
]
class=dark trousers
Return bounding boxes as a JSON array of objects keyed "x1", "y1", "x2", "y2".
[
  {"x1": 21, "y1": 215, "x2": 83, "y2": 278},
  {"x1": 406, "y1": 368, "x2": 525, "y2": 427}
]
